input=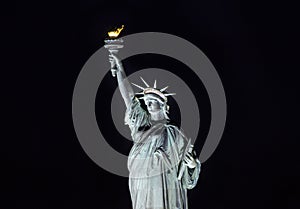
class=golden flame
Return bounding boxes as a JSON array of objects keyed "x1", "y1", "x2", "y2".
[{"x1": 108, "y1": 25, "x2": 124, "y2": 38}]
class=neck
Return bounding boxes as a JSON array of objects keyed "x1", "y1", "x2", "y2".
[{"x1": 150, "y1": 110, "x2": 165, "y2": 121}]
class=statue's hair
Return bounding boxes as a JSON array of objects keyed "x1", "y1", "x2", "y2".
[{"x1": 160, "y1": 102, "x2": 170, "y2": 120}]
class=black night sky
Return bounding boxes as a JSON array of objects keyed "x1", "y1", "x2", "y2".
[{"x1": 6, "y1": 0, "x2": 300, "y2": 208}]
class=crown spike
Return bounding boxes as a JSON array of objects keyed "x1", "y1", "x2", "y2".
[
  {"x1": 164, "y1": 93, "x2": 176, "y2": 96},
  {"x1": 140, "y1": 77, "x2": 149, "y2": 87},
  {"x1": 132, "y1": 83, "x2": 145, "y2": 90},
  {"x1": 153, "y1": 80, "x2": 157, "y2": 88},
  {"x1": 160, "y1": 86, "x2": 169, "y2": 92}
]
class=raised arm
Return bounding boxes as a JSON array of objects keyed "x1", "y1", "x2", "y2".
[{"x1": 109, "y1": 54, "x2": 134, "y2": 108}]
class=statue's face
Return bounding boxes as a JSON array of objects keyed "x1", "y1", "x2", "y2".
[{"x1": 144, "y1": 97, "x2": 162, "y2": 114}]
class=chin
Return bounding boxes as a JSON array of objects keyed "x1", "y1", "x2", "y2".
[{"x1": 148, "y1": 109, "x2": 158, "y2": 113}]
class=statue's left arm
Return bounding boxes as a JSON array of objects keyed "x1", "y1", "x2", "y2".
[
  {"x1": 175, "y1": 128, "x2": 201, "y2": 189},
  {"x1": 181, "y1": 151, "x2": 201, "y2": 189}
]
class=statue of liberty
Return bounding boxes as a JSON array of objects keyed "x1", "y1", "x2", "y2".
[{"x1": 109, "y1": 54, "x2": 201, "y2": 209}]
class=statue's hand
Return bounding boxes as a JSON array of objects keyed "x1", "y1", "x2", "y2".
[
  {"x1": 109, "y1": 54, "x2": 122, "y2": 71},
  {"x1": 183, "y1": 151, "x2": 197, "y2": 169}
]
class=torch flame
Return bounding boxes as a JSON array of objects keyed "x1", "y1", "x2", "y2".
[{"x1": 108, "y1": 25, "x2": 124, "y2": 38}]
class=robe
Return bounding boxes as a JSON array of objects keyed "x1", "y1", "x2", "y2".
[{"x1": 125, "y1": 97, "x2": 201, "y2": 209}]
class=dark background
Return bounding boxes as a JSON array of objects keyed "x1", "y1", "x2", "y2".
[{"x1": 5, "y1": 0, "x2": 299, "y2": 208}]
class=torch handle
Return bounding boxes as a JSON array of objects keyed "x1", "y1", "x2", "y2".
[
  {"x1": 109, "y1": 51, "x2": 117, "y2": 77},
  {"x1": 111, "y1": 65, "x2": 117, "y2": 77},
  {"x1": 104, "y1": 39, "x2": 123, "y2": 78}
]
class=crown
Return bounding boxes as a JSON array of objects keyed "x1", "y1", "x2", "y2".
[{"x1": 132, "y1": 77, "x2": 176, "y2": 103}]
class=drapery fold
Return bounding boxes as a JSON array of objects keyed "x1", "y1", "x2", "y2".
[{"x1": 125, "y1": 97, "x2": 201, "y2": 209}]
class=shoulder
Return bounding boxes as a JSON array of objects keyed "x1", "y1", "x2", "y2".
[
  {"x1": 164, "y1": 124, "x2": 189, "y2": 148},
  {"x1": 164, "y1": 124, "x2": 185, "y2": 138},
  {"x1": 164, "y1": 124, "x2": 179, "y2": 131}
]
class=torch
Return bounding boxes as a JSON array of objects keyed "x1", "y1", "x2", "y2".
[{"x1": 104, "y1": 25, "x2": 124, "y2": 77}]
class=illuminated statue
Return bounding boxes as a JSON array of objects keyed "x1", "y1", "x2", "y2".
[{"x1": 110, "y1": 54, "x2": 201, "y2": 209}]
